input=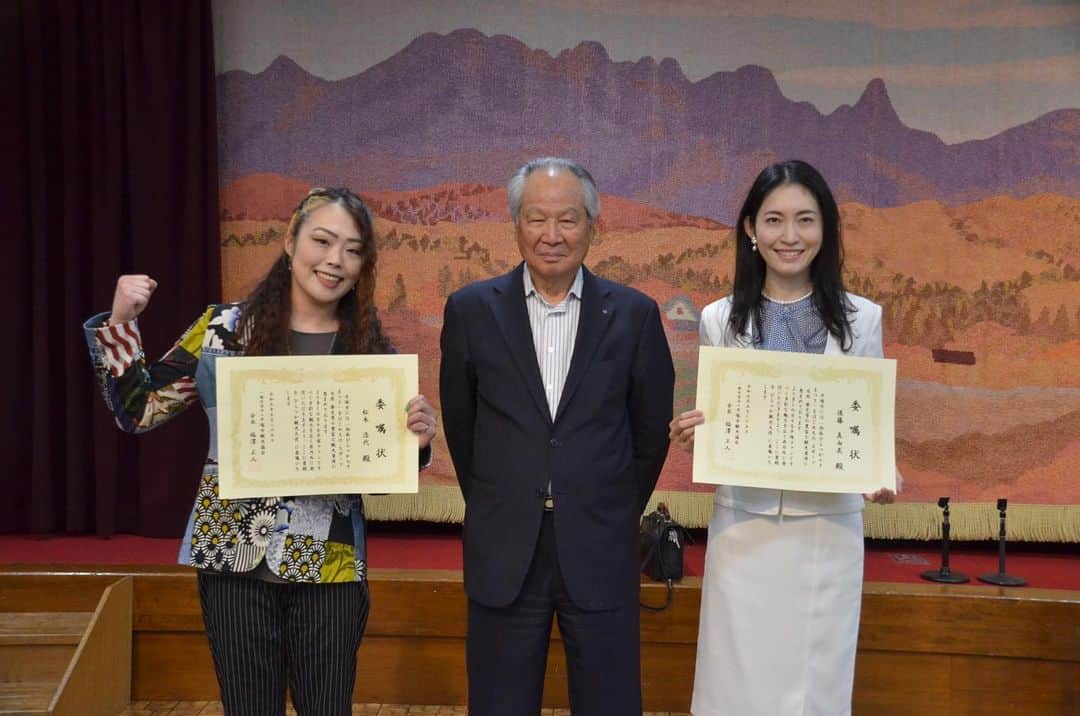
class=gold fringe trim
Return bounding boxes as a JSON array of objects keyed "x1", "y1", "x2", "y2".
[
  {"x1": 366, "y1": 487, "x2": 1080, "y2": 542},
  {"x1": 862, "y1": 502, "x2": 1080, "y2": 542},
  {"x1": 645, "y1": 491, "x2": 717, "y2": 530},
  {"x1": 363, "y1": 485, "x2": 465, "y2": 523}
]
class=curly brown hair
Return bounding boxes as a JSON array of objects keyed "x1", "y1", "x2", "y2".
[{"x1": 240, "y1": 187, "x2": 393, "y2": 356}]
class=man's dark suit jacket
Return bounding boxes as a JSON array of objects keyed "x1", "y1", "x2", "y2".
[{"x1": 439, "y1": 263, "x2": 674, "y2": 610}]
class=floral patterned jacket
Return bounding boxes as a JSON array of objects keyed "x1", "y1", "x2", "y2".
[{"x1": 84, "y1": 303, "x2": 427, "y2": 583}]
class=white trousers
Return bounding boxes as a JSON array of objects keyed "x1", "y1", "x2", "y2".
[{"x1": 691, "y1": 506, "x2": 864, "y2": 716}]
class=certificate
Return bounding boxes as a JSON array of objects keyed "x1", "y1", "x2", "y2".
[
  {"x1": 692, "y1": 346, "x2": 896, "y2": 493},
  {"x1": 216, "y1": 354, "x2": 419, "y2": 498}
]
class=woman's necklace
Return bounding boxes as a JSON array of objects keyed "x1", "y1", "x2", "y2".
[{"x1": 762, "y1": 289, "x2": 813, "y2": 305}]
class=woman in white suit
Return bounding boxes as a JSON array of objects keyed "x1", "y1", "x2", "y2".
[{"x1": 670, "y1": 160, "x2": 899, "y2": 716}]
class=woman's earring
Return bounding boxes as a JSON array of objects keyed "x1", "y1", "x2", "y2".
[
  {"x1": 750, "y1": 236, "x2": 758, "y2": 252},
  {"x1": 285, "y1": 255, "x2": 292, "y2": 271}
]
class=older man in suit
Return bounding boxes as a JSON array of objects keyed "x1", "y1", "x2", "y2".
[{"x1": 439, "y1": 157, "x2": 675, "y2": 715}]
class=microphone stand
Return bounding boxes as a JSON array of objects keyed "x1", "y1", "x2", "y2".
[
  {"x1": 978, "y1": 499, "x2": 1026, "y2": 586},
  {"x1": 921, "y1": 497, "x2": 968, "y2": 584}
]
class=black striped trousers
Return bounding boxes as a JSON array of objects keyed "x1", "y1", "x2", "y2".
[{"x1": 197, "y1": 572, "x2": 370, "y2": 716}]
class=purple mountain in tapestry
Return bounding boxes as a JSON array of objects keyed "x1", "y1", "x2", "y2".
[{"x1": 217, "y1": 29, "x2": 1079, "y2": 220}]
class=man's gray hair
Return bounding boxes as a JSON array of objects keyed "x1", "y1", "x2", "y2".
[{"x1": 507, "y1": 157, "x2": 601, "y2": 223}]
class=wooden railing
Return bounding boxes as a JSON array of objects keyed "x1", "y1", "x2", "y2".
[{"x1": 0, "y1": 574, "x2": 131, "y2": 715}]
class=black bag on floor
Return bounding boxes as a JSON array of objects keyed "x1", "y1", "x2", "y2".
[{"x1": 639, "y1": 502, "x2": 691, "y2": 611}]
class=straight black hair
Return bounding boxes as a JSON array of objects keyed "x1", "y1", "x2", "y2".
[{"x1": 729, "y1": 160, "x2": 853, "y2": 350}]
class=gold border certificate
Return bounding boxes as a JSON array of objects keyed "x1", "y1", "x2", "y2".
[
  {"x1": 692, "y1": 346, "x2": 896, "y2": 493},
  {"x1": 216, "y1": 354, "x2": 419, "y2": 498}
]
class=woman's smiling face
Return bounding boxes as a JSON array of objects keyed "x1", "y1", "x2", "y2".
[
  {"x1": 745, "y1": 182, "x2": 823, "y2": 290},
  {"x1": 285, "y1": 201, "x2": 365, "y2": 312}
]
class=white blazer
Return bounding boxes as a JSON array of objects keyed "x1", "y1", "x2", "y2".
[{"x1": 698, "y1": 293, "x2": 883, "y2": 516}]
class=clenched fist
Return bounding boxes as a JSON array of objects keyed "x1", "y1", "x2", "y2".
[{"x1": 110, "y1": 274, "x2": 158, "y2": 324}]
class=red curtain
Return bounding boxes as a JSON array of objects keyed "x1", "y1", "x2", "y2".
[{"x1": 5, "y1": 0, "x2": 221, "y2": 535}]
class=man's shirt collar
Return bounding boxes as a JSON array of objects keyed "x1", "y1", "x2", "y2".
[{"x1": 523, "y1": 266, "x2": 584, "y2": 305}]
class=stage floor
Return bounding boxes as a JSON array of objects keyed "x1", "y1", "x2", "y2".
[
  {"x1": 1, "y1": 524, "x2": 1077, "y2": 589},
  {"x1": 124, "y1": 701, "x2": 680, "y2": 715}
]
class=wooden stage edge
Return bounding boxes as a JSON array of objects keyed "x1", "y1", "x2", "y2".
[{"x1": 1, "y1": 565, "x2": 1077, "y2": 715}]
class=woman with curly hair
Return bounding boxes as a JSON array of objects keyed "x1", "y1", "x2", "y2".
[{"x1": 84, "y1": 187, "x2": 437, "y2": 715}]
